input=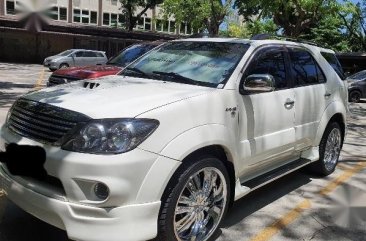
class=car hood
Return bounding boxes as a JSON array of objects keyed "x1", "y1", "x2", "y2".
[
  {"x1": 44, "y1": 55, "x2": 62, "y2": 62},
  {"x1": 23, "y1": 76, "x2": 215, "y2": 118},
  {"x1": 53, "y1": 65, "x2": 122, "y2": 79}
]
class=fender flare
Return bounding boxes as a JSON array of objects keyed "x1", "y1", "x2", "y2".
[{"x1": 313, "y1": 101, "x2": 347, "y2": 146}]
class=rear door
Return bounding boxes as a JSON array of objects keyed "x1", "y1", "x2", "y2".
[
  {"x1": 83, "y1": 51, "x2": 99, "y2": 65},
  {"x1": 288, "y1": 47, "x2": 332, "y2": 151}
]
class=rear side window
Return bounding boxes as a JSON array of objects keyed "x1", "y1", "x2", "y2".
[
  {"x1": 84, "y1": 51, "x2": 97, "y2": 57},
  {"x1": 289, "y1": 49, "x2": 326, "y2": 86},
  {"x1": 321, "y1": 52, "x2": 346, "y2": 80},
  {"x1": 96, "y1": 52, "x2": 105, "y2": 57}
]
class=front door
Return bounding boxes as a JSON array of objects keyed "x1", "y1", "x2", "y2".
[{"x1": 237, "y1": 46, "x2": 297, "y2": 178}]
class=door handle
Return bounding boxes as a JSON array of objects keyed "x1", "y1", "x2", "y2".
[
  {"x1": 284, "y1": 99, "x2": 295, "y2": 108},
  {"x1": 324, "y1": 92, "x2": 331, "y2": 97}
]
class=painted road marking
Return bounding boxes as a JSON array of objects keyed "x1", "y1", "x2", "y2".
[
  {"x1": 249, "y1": 162, "x2": 366, "y2": 241},
  {"x1": 33, "y1": 68, "x2": 45, "y2": 89}
]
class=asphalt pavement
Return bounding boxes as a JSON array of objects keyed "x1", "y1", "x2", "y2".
[{"x1": 0, "y1": 62, "x2": 365, "y2": 241}]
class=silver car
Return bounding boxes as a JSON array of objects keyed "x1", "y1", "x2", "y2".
[{"x1": 43, "y1": 49, "x2": 108, "y2": 71}]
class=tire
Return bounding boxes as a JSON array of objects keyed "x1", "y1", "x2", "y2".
[
  {"x1": 309, "y1": 122, "x2": 343, "y2": 176},
  {"x1": 59, "y1": 63, "x2": 69, "y2": 69},
  {"x1": 157, "y1": 156, "x2": 230, "y2": 241},
  {"x1": 349, "y1": 90, "x2": 361, "y2": 103}
]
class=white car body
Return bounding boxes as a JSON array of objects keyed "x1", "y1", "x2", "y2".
[{"x1": 0, "y1": 38, "x2": 348, "y2": 241}]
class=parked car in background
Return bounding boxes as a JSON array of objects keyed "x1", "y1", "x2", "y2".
[
  {"x1": 346, "y1": 70, "x2": 366, "y2": 102},
  {"x1": 47, "y1": 42, "x2": 163, "y2": 86},
  {"x1": 1, "y1": 38, "x2": 347, "y2": 241},
  {"x1": 43, "y1": 49, "x2": 108, "y2": 71}
]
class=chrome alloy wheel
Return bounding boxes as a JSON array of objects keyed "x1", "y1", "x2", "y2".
[
  {"x1": 324, "y1": 128, "x2": 341, "y2": 172},
  {"x1": 173, "y1": 167, "x2": 227, "y2": 241}
]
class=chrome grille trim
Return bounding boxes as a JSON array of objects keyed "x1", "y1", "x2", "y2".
[{"x1": 7, "y1": 99, "x2": 91, "y2": 145}]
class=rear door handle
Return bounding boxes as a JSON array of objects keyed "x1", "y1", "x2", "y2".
[
  {"x1": 325, "y1": 92, "x2": 331, "y2": 97},
  {"x1": 284, "y1": 99, "x2": 295, "y2": 108}
]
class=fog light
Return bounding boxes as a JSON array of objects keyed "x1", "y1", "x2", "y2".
[{"x1": 93, "y1": 183, "x2": 109, "y2": 200}]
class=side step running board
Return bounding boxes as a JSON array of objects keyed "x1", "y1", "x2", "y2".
[{"x1": 234, "y1": 158, "x2": 311, "y2": 201}]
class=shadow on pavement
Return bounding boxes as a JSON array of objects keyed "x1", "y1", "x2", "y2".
[
  {"x1": 0, "y1": 82, "x2": 34, "y2": 90},
  {"x1": 0, "y1": 199, "x2": 70, "y2": 241}
]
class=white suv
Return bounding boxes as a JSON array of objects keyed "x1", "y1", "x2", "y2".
[{"x1": 0, "y1": 38, "x2": 348, "y2": 241}]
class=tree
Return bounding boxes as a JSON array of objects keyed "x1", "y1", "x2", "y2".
[
  {"x1": 222, "y1": 20, "x2": 278, "y2": 38},
  {"x1": 300, "y1": 13, "x2": 351, "y2": 52},
  {"x1": 338, "y1": 0, "x2": 366, "y2": 51},
  {"x1": 161, "y1": 0, "x2": 232, "y2": 36},
  {"x1": 120, "y1": 0, "x2": 163, "y2": 31},
  {"x1": 234, "y1": 0, "x2": 338, "y2": 37}
]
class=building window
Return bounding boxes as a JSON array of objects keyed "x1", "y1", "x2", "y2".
[
  {"x1": 111, "y1": 0, "x2": 118, "y2": 5},
  {"x1": 81, "y1": 10, "x2": 89, "y2": 24},
  {"x1": 59, "y1": 7, "x2": 67, "y2": 21},
  {"x1": 111, "y1": 13, "x2": 118, "y2": 27},
  {"x1": 162, "y1": 20, "x2": 169, "y2": 32},
  {"x1": 48, "y1": 6, "x2": 59, "y2": 20},
  {"x1": 103, "y1": 13, "x2": 110, "y2": 25},
  {"x1": 169, "y1": 21, "x2": 176, "y2": 33},
  {"x1": 6, "y1": 0, "x2": 16, "y2": 15},
  {"x1": 156, "y1": 19, "x2": 163, "y2": 32},
  {"x1": 73, "y1": 9, "x2": 81, "y2": 22},
  {"x1": 90, "y1": 11, "x2": 97, "y2": 24},
  {"x1": 144, "y1": 17, "x2": 151, "y2": 31}
]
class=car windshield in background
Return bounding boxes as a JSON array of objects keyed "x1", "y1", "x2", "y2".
[
  {"x1": 108, "y1": 44, "x2": 156, "y2": 67},
  {"x1": 348, "y1": 70, "x2": 366, "y2": 80},
  {"x1": 120, "y1": 41, "x2": 250, "y2": 88},
  {"x1": 57, "y1": 50, "x2": 74, "y2": 56}
]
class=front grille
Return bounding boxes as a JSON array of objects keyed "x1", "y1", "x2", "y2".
[
  {"x1": 7, "y1": 99, "x2": 90, "y2": 145},
  {"x1": 48, "y1": 75, "x2": 81, "y2": 86}
]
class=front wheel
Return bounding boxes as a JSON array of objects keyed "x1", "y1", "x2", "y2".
[{"x1": 157, "y1": 156, "x2": 230, "y2": 241}]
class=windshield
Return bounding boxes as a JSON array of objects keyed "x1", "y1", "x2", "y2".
[
  {"x1": 57, "y1": 50, "x2": 75, "y2": 57},
  {"x1": 120, "y1": 41, "x2": 249, "y2": 88},
  {"x1": 108, "y1": 44, "x2": 156, "y2": 67},
  {"x1": 348, "y1": 70, "x2": 366, "y2": 80}
]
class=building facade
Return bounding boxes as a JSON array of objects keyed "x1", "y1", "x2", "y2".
[{"x1": 0, "y1": 0, "x2": 181, "y2": 63}]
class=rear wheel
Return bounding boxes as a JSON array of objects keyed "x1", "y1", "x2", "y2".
[
  {"x1": 157, "y1": 156, "x2": 230, "y2": 241},
  {"x1": 310, "y1": 122, "x2": 342, "y2": 176},
  {"x1": 349, "y1": 90, "x2": 361, "y2": 103}
]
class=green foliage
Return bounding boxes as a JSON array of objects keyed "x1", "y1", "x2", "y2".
[
  {"x1": 119, "y1": 0, "x2": 163, "y2": 31},
  {"x1": 161, "y1": 0, "x2": 232, "y2": 35},
  {"x1": 234, "y1": 0, "x2": 338, "y2": 37},
  {"x1": 222, "y1": 20, "x2": 278, "y2": 39}
]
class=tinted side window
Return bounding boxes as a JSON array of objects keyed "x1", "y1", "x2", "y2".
[
  {"x1": 321, "y1": 52, "x2": 345, "y2": 80},
  {"x1": 245, "y1": 48, "x2": 287, "y2": 89},
  {"x1": 84, "y1": 51, "x2": 97, "y2": 57},
  {"x1": 96, "y1": 52, "x2": 104, "y2": 57},
  {"x1": 75, "y1": 51, "x2": 84, "y2": 57},
  {"x1": 290, "y1": 49, "x2": 326, "y2": 86}
]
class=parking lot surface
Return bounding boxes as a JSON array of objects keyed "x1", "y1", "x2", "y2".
[{"x1": 0, "y1": 62, "x2": 365, "y2": 241}]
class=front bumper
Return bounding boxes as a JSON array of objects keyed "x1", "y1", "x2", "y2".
[
  {"x1": 0, "y1": 167, "x2": 161, "y2": 241},
  {"x1": 0, "y1": 126, "x2": 181, "y2": 241}
]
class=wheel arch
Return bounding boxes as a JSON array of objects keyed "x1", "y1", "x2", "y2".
[{"x1": 314, "y1": 101, "x2": 347, "y2": 147}]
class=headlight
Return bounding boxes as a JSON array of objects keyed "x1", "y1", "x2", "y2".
[{"x1": 62, "y1": 118, "x2": 159, "y2": 154}]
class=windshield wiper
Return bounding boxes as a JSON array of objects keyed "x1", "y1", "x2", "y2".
[
  {"x1": 152, "y1": 71, "x2": 198, "y2": 85},
  {"x1": 124, "y1": 67, "x2": 151, "y2": 78}
]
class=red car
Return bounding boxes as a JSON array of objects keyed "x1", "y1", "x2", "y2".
[{"x1": 47, "y1": 42, "x2": 163, "y2": 86}]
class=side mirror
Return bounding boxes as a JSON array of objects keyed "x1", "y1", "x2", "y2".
[{"x1": 242, "y1": 74, "x2": 275, "y2": 94}]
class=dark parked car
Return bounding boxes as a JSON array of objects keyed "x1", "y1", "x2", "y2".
[
  {"x1": 47, "y1": 42, "x2": 163, "y2": 86},
  {"x1": 346, "y1": 70, "x2": 366, "y2": 102}
]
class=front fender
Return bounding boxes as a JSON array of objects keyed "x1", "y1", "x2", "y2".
[
  {"x1": 313, "y1": 101, "x2": 347, "y2": 146},
  {"x1": 159, "y1": 124, "x2": 238, "y2": 167}
]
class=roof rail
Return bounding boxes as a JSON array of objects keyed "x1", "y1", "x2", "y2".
[{"x1": 250, "y1": 34, "x2": 320, "y2": 47}]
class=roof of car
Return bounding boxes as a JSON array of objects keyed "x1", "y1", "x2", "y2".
[{"x1": 175, "y1": 38, "x2": 335, "y2": 54}]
